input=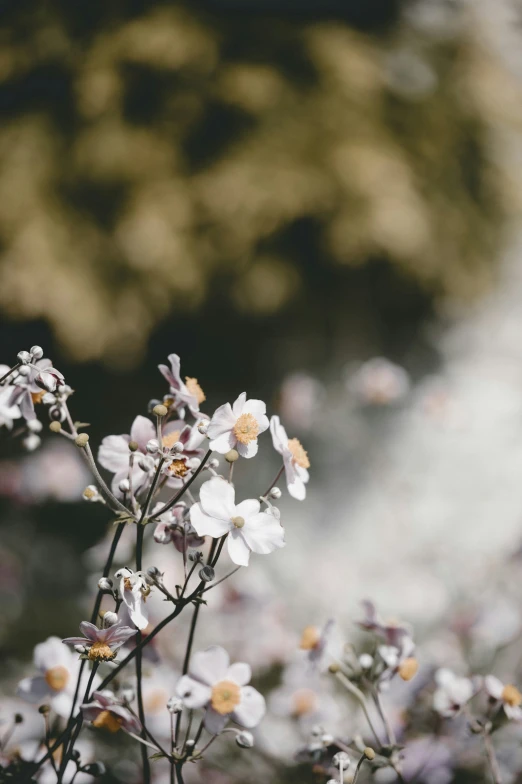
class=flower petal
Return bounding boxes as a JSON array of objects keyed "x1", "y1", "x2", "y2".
[
  {"x1": 190, "y1": 504, "x2": 231, "y2": 538},
  {"x1": 190, "y1": 646, "x2": 230, "y2": 685},
  {"x1": 232, "y1": 392, "x2": 247, "y2": 417},
  {"x1": 98, "y1": 435, "x2": 131, "y2": 473},
  {"x1": 227, "y1": 531, "x2": 251, "y2": 566},
  {"x1": 204, "y1": 707, "x2": 229, "y2": 734},
  {"x1": 241, "y1": 513, "x2": 285, "y2": 555},
  {"x1": 207, "y1": 403, "x2": 236, "y2": 439},
  {"x1": 79, "y1": 622, "x2": 100, "y2": 642},
  {"x1": 176, "y1": 675, "x2": 212, "y2": 708},
  {"x1": 241, "y1": 399, "x2": 266, "y2": 420},
  {"x1": 236, "y1": 440, "x2": 258, "y2": 459},
  {"x1": 17, "y1": 676, "x2": 50, "y2": 704},
  {"x1": 270, "y1": 415, "x2": 288, "y2": 454},
  {"x1": 484, "y1": 675, "x2": 504, "y2": 700},
  {"x1": 209, "y1": 431, "x2": 236, "y2": 454},
  {"x1": 232, "y1": 686, "x2": 266, "y2": 728},
  {"x1": 234, "y1": 499, "x2": 261, "y2": 520},
  {"x1": 199, "y1": 477, "x2": 235, "y2": 520},
  {"x1": 34, "y1": 637, "x2": 72, "y2": 671},
  {"x1": 226, "y1": 662, "x2": 251, "y2": 686},
  {"x1": 130, "y1": 416, "x2": 155, "y2": 452}
]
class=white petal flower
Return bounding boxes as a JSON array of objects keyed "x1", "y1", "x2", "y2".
[
  {"x1": 115, "y1": 568, "x2": 150, "y2": 631},
  {"x1": 485, "y1": 675, "x2": 522, "y2": 721},
  {"x1": 190, "y1": 477, "x2": 285, "y2": 566},
  {"x1": 433, "y1": 669, "x2": 474, "y2": 717},
  {"x1": 207, "y1": 393, "x2": 269, "y2": 458},
  {"x1": 0, "y1": 386, "x2": 21, "y2": 429},
  {"x1": 270, "y1": 416, "x2": 310, "y2": 500},
  {"x1": 175, "y1": 646, "x2": 265, "y2": 732}
]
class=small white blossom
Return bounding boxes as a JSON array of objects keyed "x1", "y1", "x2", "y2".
[
  {"x1": 207, "y1": 393, "x2": 269, "y2": 458},
  {"x1": 270, "y1": 416, "x2": 310, "y2": 500},
  {"x1": 115, "y1": 568, "x2": 150, "y2": 630},
  {"x1": 433, "y1": 669, "x2": 477, "y2": 717},
  {"x1": 484, "y1": 675, "x2": 522, "y2": 721}
]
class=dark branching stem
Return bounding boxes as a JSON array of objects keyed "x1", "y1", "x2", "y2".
[
  {"x1": 0, "y1": 363, "x2": 20, "y2": 385},
  {"x1": 148, "y1": 450, "x2": 212, "y2": 522},
  {"x1": 135, "y1": 522, "x2": 151, "y2": 784}
]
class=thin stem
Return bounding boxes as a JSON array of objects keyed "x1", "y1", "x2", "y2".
[
  {"x1": 483, "y1": 730, "x2": 503, "y2": 784},
  {"x1": 203, "y1": 566, "x2": 241, "y2": 594},
  {"x1": 83, "y1": 442, "x2": 131, "y2": 516},
  {"x1": 352, "y1": 752, "x2": 370, "y2": 784},
  {"x1": 210, "y1": 535, "x2": 227, "y2": 568},
  {"x1": 123, "y1": 729, "x2": 163, "y2": 753},
  {"x1": 373, "y1": 689, "x2": 396, "y2": 746},
  {"x1": 261, "y1": 463, "x2": 284, "y2": 498},
  {"x1": 0, "y1": 363, "x2": 20, "y2": 385},
  {"x1": 334, "y1": 671, "x2": 382, "y2": 749},
  {"x1": 135, "y1": 523, "x2": 151, "y2": 784},
  {"x1": 59, "y1": 664, "x2": 99, "y2": 781},
  {"x1": 148, "y1": 450, "x2": 212, "y2": 522},
  {"x1": 193, "y1": 718, "x2": 205, "y2": 748},
  {"x1": 140, "y1": 457, "x2": 166, "y2": 522},
  {"x1": 175, "y1": 763, "x2": 185, "y2": 784},
  {"x1": 175, "y1": 603, "x2": 201, "y2": 744}
]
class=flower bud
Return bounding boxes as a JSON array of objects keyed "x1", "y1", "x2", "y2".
[
  {"x1": 333, "y1": 751, "x2": 351, "y2": 770},
  {"x1": 209, "y1": 458, "x2": 220, "y2": 469},
  {"x1": 225, "y1": 449, "x2": 239, "y2": 462},
  {"x1": 197, "y1": 421, "x2": 208, "y2": 435},
  {"x1": 102, "y1": 611, "x2": 119, "y2": 627},
  {"x1": 236, "y1": 730, "x2": 254, "y2": 748},
  {"x1": 147, "y1": 566, "x2": 162, "y2": 578},
  {"x1": 167, "y1": 696, "x2": 184, "y2": 714},
  {"x1": 30, "y1": 345, "x2": 44, "y2": 360},
  {"x1": 358, "y1": 653, "x2": 374, "y2": 670},
  {"x1": 128, "y1": 440, "x2": 139, "y2": 452},
  {"x1": 199, "y1": 565, "x2": 215, "y2": 582},
  {"x1": 70, "y1": 749, "x2": 81, "y2": 762},
  {"x1": 328, "y1": 662, "x2": 340, "y2": 674},
  {"x1": 118, "y1": 478, "x2": 130, "y2": 493},
  {"x1": 146, "y1": 439, "x2": 160, "y2": 454},
  {"x1": 364, "y1": 747, "x2": 375, "y2": 761},
  {"x1": 121, "y1": 688, "x2": 135, "y2": 703},
  {"x1": 188, "y1": 457, "x2": 201, "y2": 469},
  {"x1": 14, "y1": 713, "x2": 24, "y2": 724},
  {"x1": 27, "y1": 419, "x2": 42, "y2": 433},
  {"x1": 138, "y1": 455, "x2": 154, "y2": 471},
  {"x1": 188, "y1": 551, "x2": 203, "y2": 562},
  {"x1": 147, "y1": 399, "x2": 162, "y2": 413},
  {"x1": 97, "y1": 577, "x2": 113, "y2": 591},
  {"x1": 38, "y1": 705, "x2": 50, "y2": 715},
  {"x1": 23, "y1": 434, "x2": 41, "y2": 451},
  {"x1": 172, "y1": 441, "x2": 184, "y2": 454},
  {"x1": 75, "y1": 433, "x2": 89, "y2": 448},
  {"x1": 153, "y1": 404, "x2": 168, "y2": 417},
  {"x1": 18, "y1": 364, "x2": 30, "y2": 377},
  {"x1": 83, "y1": 762, "x2": 106, "y2": 777},
  {"x1": 17, "y1": 351, "x2": 31, "y2": 364},
  {"x1": 269, "y1": 486, "x2": 282, "y2": 499}
]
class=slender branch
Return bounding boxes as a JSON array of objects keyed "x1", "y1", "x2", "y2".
[
  {"x1": 175, "y1": 603, "x2": 201, "y2": 745},
  {"x1": 483, "y1": 730, "x2": 503, "y2": 784},
  {"x1": 0, "y1": 363, "x2": 20, "y2": 385},
  {"x1": 261, "y1": 463, "x2": 284, "y2": 499},
  {"x1": 373, "y1": 688, "x2": 396, "y2": 746},
  {"x1": 148, "y1": 450, "x2": 212, "y2": 522},
  {"x1": 135, "y1": 523, "x2": 151, "y2": 784},
  {"x1": 203, "y1": 566, "x2": 241, "y2": 593},
  {"x1": 334, "y1": 671, "x2": 382, "y2": 749}
]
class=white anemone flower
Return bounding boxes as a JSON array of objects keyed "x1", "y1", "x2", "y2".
[
  {"x1": 207, "y1": 393, "x2": 269, "y2": 458},
  {"x1": 0, "y1": 386, "x2": 21, "y2": 429},
  {"x1": 17, "y1": 637, "x2": 99, "y2": 717},
  {"x1": 190, "y1": 477, "x2": 285, "y2": 566},
  {"x1": 176, "y1": 645, "x2": 265, "y2": 734},
  {"x1": 484, "y1": 675, "x2": 522, "y2": 720},
  {"x1": 432, "y1": 668, "x2": 476, "y2": 717},
  {"x1": 270, "y1": 416, "x2": 310, "y2": 500},
  {"x1": 115, "y1": 568, "x2": 150, "y2": 630}
]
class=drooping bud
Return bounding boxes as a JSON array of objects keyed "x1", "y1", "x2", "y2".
[
  {"x1": 147, "y1": 565, "x2": 162, "y2": 578},
  {"x1": 17, "y1": 351, "x2": 31, "y2": 365},
  {"x1": 75, "y1": 433, "x2": 89, "y2": 448},
  {"x1": 209, "y1": 458, "x2": 220, "y2": 469},
  {"x1": 269, "y1": 486, "x2": 282, "y2": 499},
  {"x1": 102, "y1": 611, "x2": 119, "y2": 627},
  {"x1": 236, "y1": 730, "x2": 254, "y2": 748},
  {"x1": 199, "y1": 565, "x2": 215, "y2": 582},
  {"x1": 118, "y1": 478, "x2": 130, "y2": 494}
]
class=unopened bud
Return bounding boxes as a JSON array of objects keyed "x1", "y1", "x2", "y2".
[
  {"x1": 398, "y1": 657, "x2": 419, "y2": 682},
  {"x1": 118, "y1": 478, "x2": 130, "y2": 493},
  {"x1": 128, "y1": 440, "x2": 139, "y2": 452},
  {"x1": 269, "y1": 486, "x2": 282, "y2": 499},
  {"x1": 97, "y1": 577, "x2": 113, "y2": 591},
  {"x1": 147, "y1": 399, "x2": 162, "y2": 413},
  {"x1": 38, "y1": 705, "x2": 50, "y2": 715},
  {"x1": 358, "y1": 653, "x2": 374, "y2": 670},
  {"x1": 147, "y1": 566, "x2": 162, "y2": 578},
  {"x1": 102, "y1": 611, "x2": 119, "y2": 627},
  {"x1": 82, "y1": 762, "x2": 106, "y2": 777},
  {"x1": 364, "y1": 747, "x2": 375, "y2": 760},
  {"x1": 197, "y1": 421, "x2": 208, "y2": 435},
  {"x1": 138, "y1": 455, "x2": 154, "y2": 471},
  {"x1": 70, "y1": 749, "x2": 81, "y2": 762},
  {"x1": 328, "y1": 662, "x2": 340, "y2": 674},
  {"x1": 225, "y1": 449, "x2": 239, "y2": 463},
  {"x1": 236, "y1": 730, "x2": 254, "y2": 748},
  {"x1": 23, "y1": 434, "x2": 41, "y2": 451},
  {"x1": 17, "y1": 351, "x2": 31, "y2": 364},
  {"x1": 153, "y1": 404, "x2": 168, "y2": 417},
  {"x1": 167, "y1": 696, "x2": 183, "y2": 714},
  {"x1": 199, "y1": 565, "x2": 215, "y2": 582},
  {"x1": 18, "y1": 365, "x2": 30, "y2": 377},
  {"x1": 333, "y1": 752, "x2": 351, "y2": 770},
  {"x1": 14, "y1": 713, "x2": 24, "y2": 724},
  {"x1": 30, "y1": 345, "x2": 44, "y2": 360},
  {"x1": 75, "y1": 433, "x2": 89, "y2": 448},
  {"x1": 209, "y1": 458, "x2": 219, "y2": 469},
  {"x1": 121, "y1": 688, "x2": 135, "y2": 703},
  {"x1": 28, "y1": 419, "x2": 43, "y2": 433},
  {"x1": 188, "y1": 551, "x2": 203, "y2": 562},
  {"x1": 146, "y1": 439, "x2": 160, "y2": 454}
]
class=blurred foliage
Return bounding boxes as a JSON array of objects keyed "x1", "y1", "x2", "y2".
[{"x1": 0, "y1": 0, "x2": 519, "y2": 365}]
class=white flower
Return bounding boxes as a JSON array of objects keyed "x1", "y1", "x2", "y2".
[
  {"x1": 176, "y1": 646, "x2": 265, "y2": 734},
  {"x1": 0, "y1": 386, "x2": 21, "y2": 429},
  {"x1": 158, "y1": 354, "x2": 206, "y2": 415},
  {"x1": 207, "y1": 393, "x2": 269, "y2": 458},
  {"x1": 433, "y1": 669, "x2": 475, "y2": 717},
  {"x1": 17, "y1": 637, "x2": 99, "y2": 718},
  {"x1": 115, "y1": 568, "x2": 150, "y2": 630},
  {"x1": 348, "y1": 357, "x2": 410, "y2": 406},
  {"x1": 270, "y1": 416, "x2": 310, "y2": 500},
  {"x1": 98, "y1": 416, "x2": 155, "y2": 495},
  {"x1": 190, "y1": 477, "x2": 285, "y2": 566},
  {"x1": 484, "y1": 675, "x2": 522, "y2": 720}
]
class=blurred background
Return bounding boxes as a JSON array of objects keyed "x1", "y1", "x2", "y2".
[{"x1": 4, "y1": 0, "x2": 522, "y2": 780}]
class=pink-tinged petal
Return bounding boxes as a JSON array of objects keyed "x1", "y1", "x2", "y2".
[
  {"x1": 91, "y1": 690, "x2": 114, "y2": 707},
  {"x1": 98, "y1": 435, "x2": 131, "y2": 473},
  {"x1": 204, "y1": 707, "x2": 229, "y2": 734},
  {"x1": 241, "y1": 398, "x2": 266, "y2": 420},
  {"x1": 241, "y1": 513, "x2": 285, "y2": 555},
  {"x1": 81, "y1": 704, "x2": 104, "y2": 722},
  {"x1": 17, "y1": 676, "x2": 50, "y2": 704},
  {"x1": 207, "y1": 403, "x2": 236, "y2": 439},
  {"x1": 234, "y1": 499, "x2": 260, "y2": 520},
  {"x1": 176, "y1": 675, "x2": 212, "y2": 707},
  {"x1": 62, "y1": 637, "x2": 90, "y2": 647},
  {"x1": 209, "y1": 431, "x2": 236, "y2": 454},
  {"x1": 163, "y1": 419, "x2": 185, "y2": 437},
  {"x1": 34, "y1": 637, "x2": 72, "y2": 671},
  {"x1": 227, "y1": 531, "x2": 251, "y2": 566},
  {"x1": 236, "y1": 440, "x2": 258, "y2": 459},
  {"x1": 108, "y1": 704, "x2": 142, "y2": 733},
  {"x1": 484, "y1": 675, "x2": 504, "y2": 700},
  {"x1": 79, "y1": 622, "x2": 100, "y2": 642},
  {"x1": 226, "y1": 662, "x2": 251, "y2": 686},
  {"x1": 106, "y1": 625, "x2": 138, "y2": 645},
  {"x1": 190, "y1": 646, "x2": 230, "y2": 685},
  {"x1": 232, "y1": 392, "x2": 247, "y2": 417},
  {"x1": 232, "y1": 686, "x2": 266, "y2": 728},
  {"x1": 190, "y1": 504, "x2": 231, "y2": 538},
  {"x1": 199, "y1": 477, "x2": 235, "y2": 520},
  {"x1": 130, "y1": 416, "x2": 155, "y2": 451},
  {"x1": 270, "y1": 416, "x2": 288, "y2": 454}
]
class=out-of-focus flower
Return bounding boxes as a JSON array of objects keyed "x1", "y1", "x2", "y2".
[
  {"x1": 190, "y1": 477, "x2": 285, "y2": 566},
  {"x1": 279, "y1": 373, "x2": 325, "y2": 431},
  {"x1": 378, "y1": 635, "x2": 419, "y2": 682},
  {"x1": 115, "y1": 568, "x2": 150, "y2": 630},
  {"x1": 0, "y1": 386, "x2": 21, "y2": 429},
  {"x1": 98, "y1": 415, "x2": 154, "y2": 494},
  {"x1": 270, "y1": 416, "x2": 310, "y2": 500},
  {"x1": 158, "y1": 354, "x2": 205, "y2": 415},
  {"x1": 152, "y1": 502, "x2": 205, "y2": 552},
  {"x1": 433, "y1": 668, "x2": 477, "y2": 717},
  {"x1": 207, "y1": 393, "x2": 269, "y2": 458},
  {"x1": 484, "y1": 675, "x2": 522, "y2": 720},
  {"x1": 17, "y1": 637, "x2": 99, "y2": 717},
  {"x1": 348, "y1": 357, "x2": 410, "y2": 406},
  {"x1": 401, "y1": 737, "x2": 454, "y2": 784},
  {"x1": 176, "y1": 645, "x2": 265, "y2": 733},
  {"x1": 62, "y1": 621, "x2": 136, "y2": 661},
  {"x1": 358, "y1": 600, "x2": 412, "y2": 648},
  {"x1": 81, "y1": 690, "x2": 141, "y2": 733},
  {"x1": 299, "y1": 620, "x2": 339, "y2": 671}
]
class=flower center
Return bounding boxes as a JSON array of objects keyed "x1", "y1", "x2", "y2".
[
  {"x1": 185, "y1": 377, "x2": 206, "y2": 405},
  {"x1": 502, "y1": 684, "x2": 522, "y2": 707},
  {"x1": 211, "y1": 680, "x2": 241, "y2": 715},
  {"x1": 398, "y1": 657, "x2": 418, "y2": 682},
  {"x1": 287, "y1": 438, "x2": 310, "y2": 469},
  {"x1": 123, "y1": 577, "x2": 133, "y2": 591},
  {"x1": 299, "y1": 626, "x2": 320, "y2": 650},
  {"x1": 162, "y1": 431, "x2": 181, "y2": 450},
  {"x1": 31, "y1": 391, "x2": 46, "y2": 404},
  {"x1": 92, "y1": 710, "x2": 122, "y2": 733},
  {"x1": 88, "y1": 641, "x2": 116, "y2": 662},
  {"x1": 169, "y1": 458, "x2": 188, "y2": 477},
  {"x1": 231, "y1": 516, "x2": 245, "y2": 529},
  {"x1": 292, "y1": 688, "x2": 317, "y2": 716},
  {"x1": 233, "y1": 413, "x2": 259, "y2": 445},
  {"x1": 45, "y1": 666, "x2": 70, "y2": 692}
]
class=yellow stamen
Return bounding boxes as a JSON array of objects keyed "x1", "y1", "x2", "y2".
[
  {"x1": 31, "y1": 391, "x2": 46, "y2": 404},
  {"x1": 45, "y1": 666, "x2": 69, "y2": 691},
  {"x1": 169, "y1": 458, "x2": 188, "y2": 477},
  {"x1": 292, "y1": 688, "x2": 317, "y2": 716},
  {"x1": 398, "y1": 657, "x2": 419, "y2": 682},
  {"x1": 233, "y1": 413, "x2": 259, "y2": 445},
  {"x1": 231, "y1": 516, "x2": 245, "y2": 529},
  {"x1": 211, "y1": 680, "x2": 241, "y2": 715},
  {"x1": 92, "y1": 710, "x2": 122, "y2": 733},
  {"x1": 288, "y1": 438, "x2": 310, "y2": 469},
  {"x1": 88, "y1": 641, "x2": 116, "y2": 662},
  {"x1": 502, "y1": 684, "x2": 522, "y2": 707},
  {"x1": 299, "y1": 626, "x2": 320, "y2": 651},
  {"x1": 162, "y1": 430, "x2": 181, "y2": 449},
  {"x1": 123, "y1": 577, "x2": 133, "y2": 591},
  {"x1": 185, "y1": 377, "x2": 206, "y2": 405}
]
